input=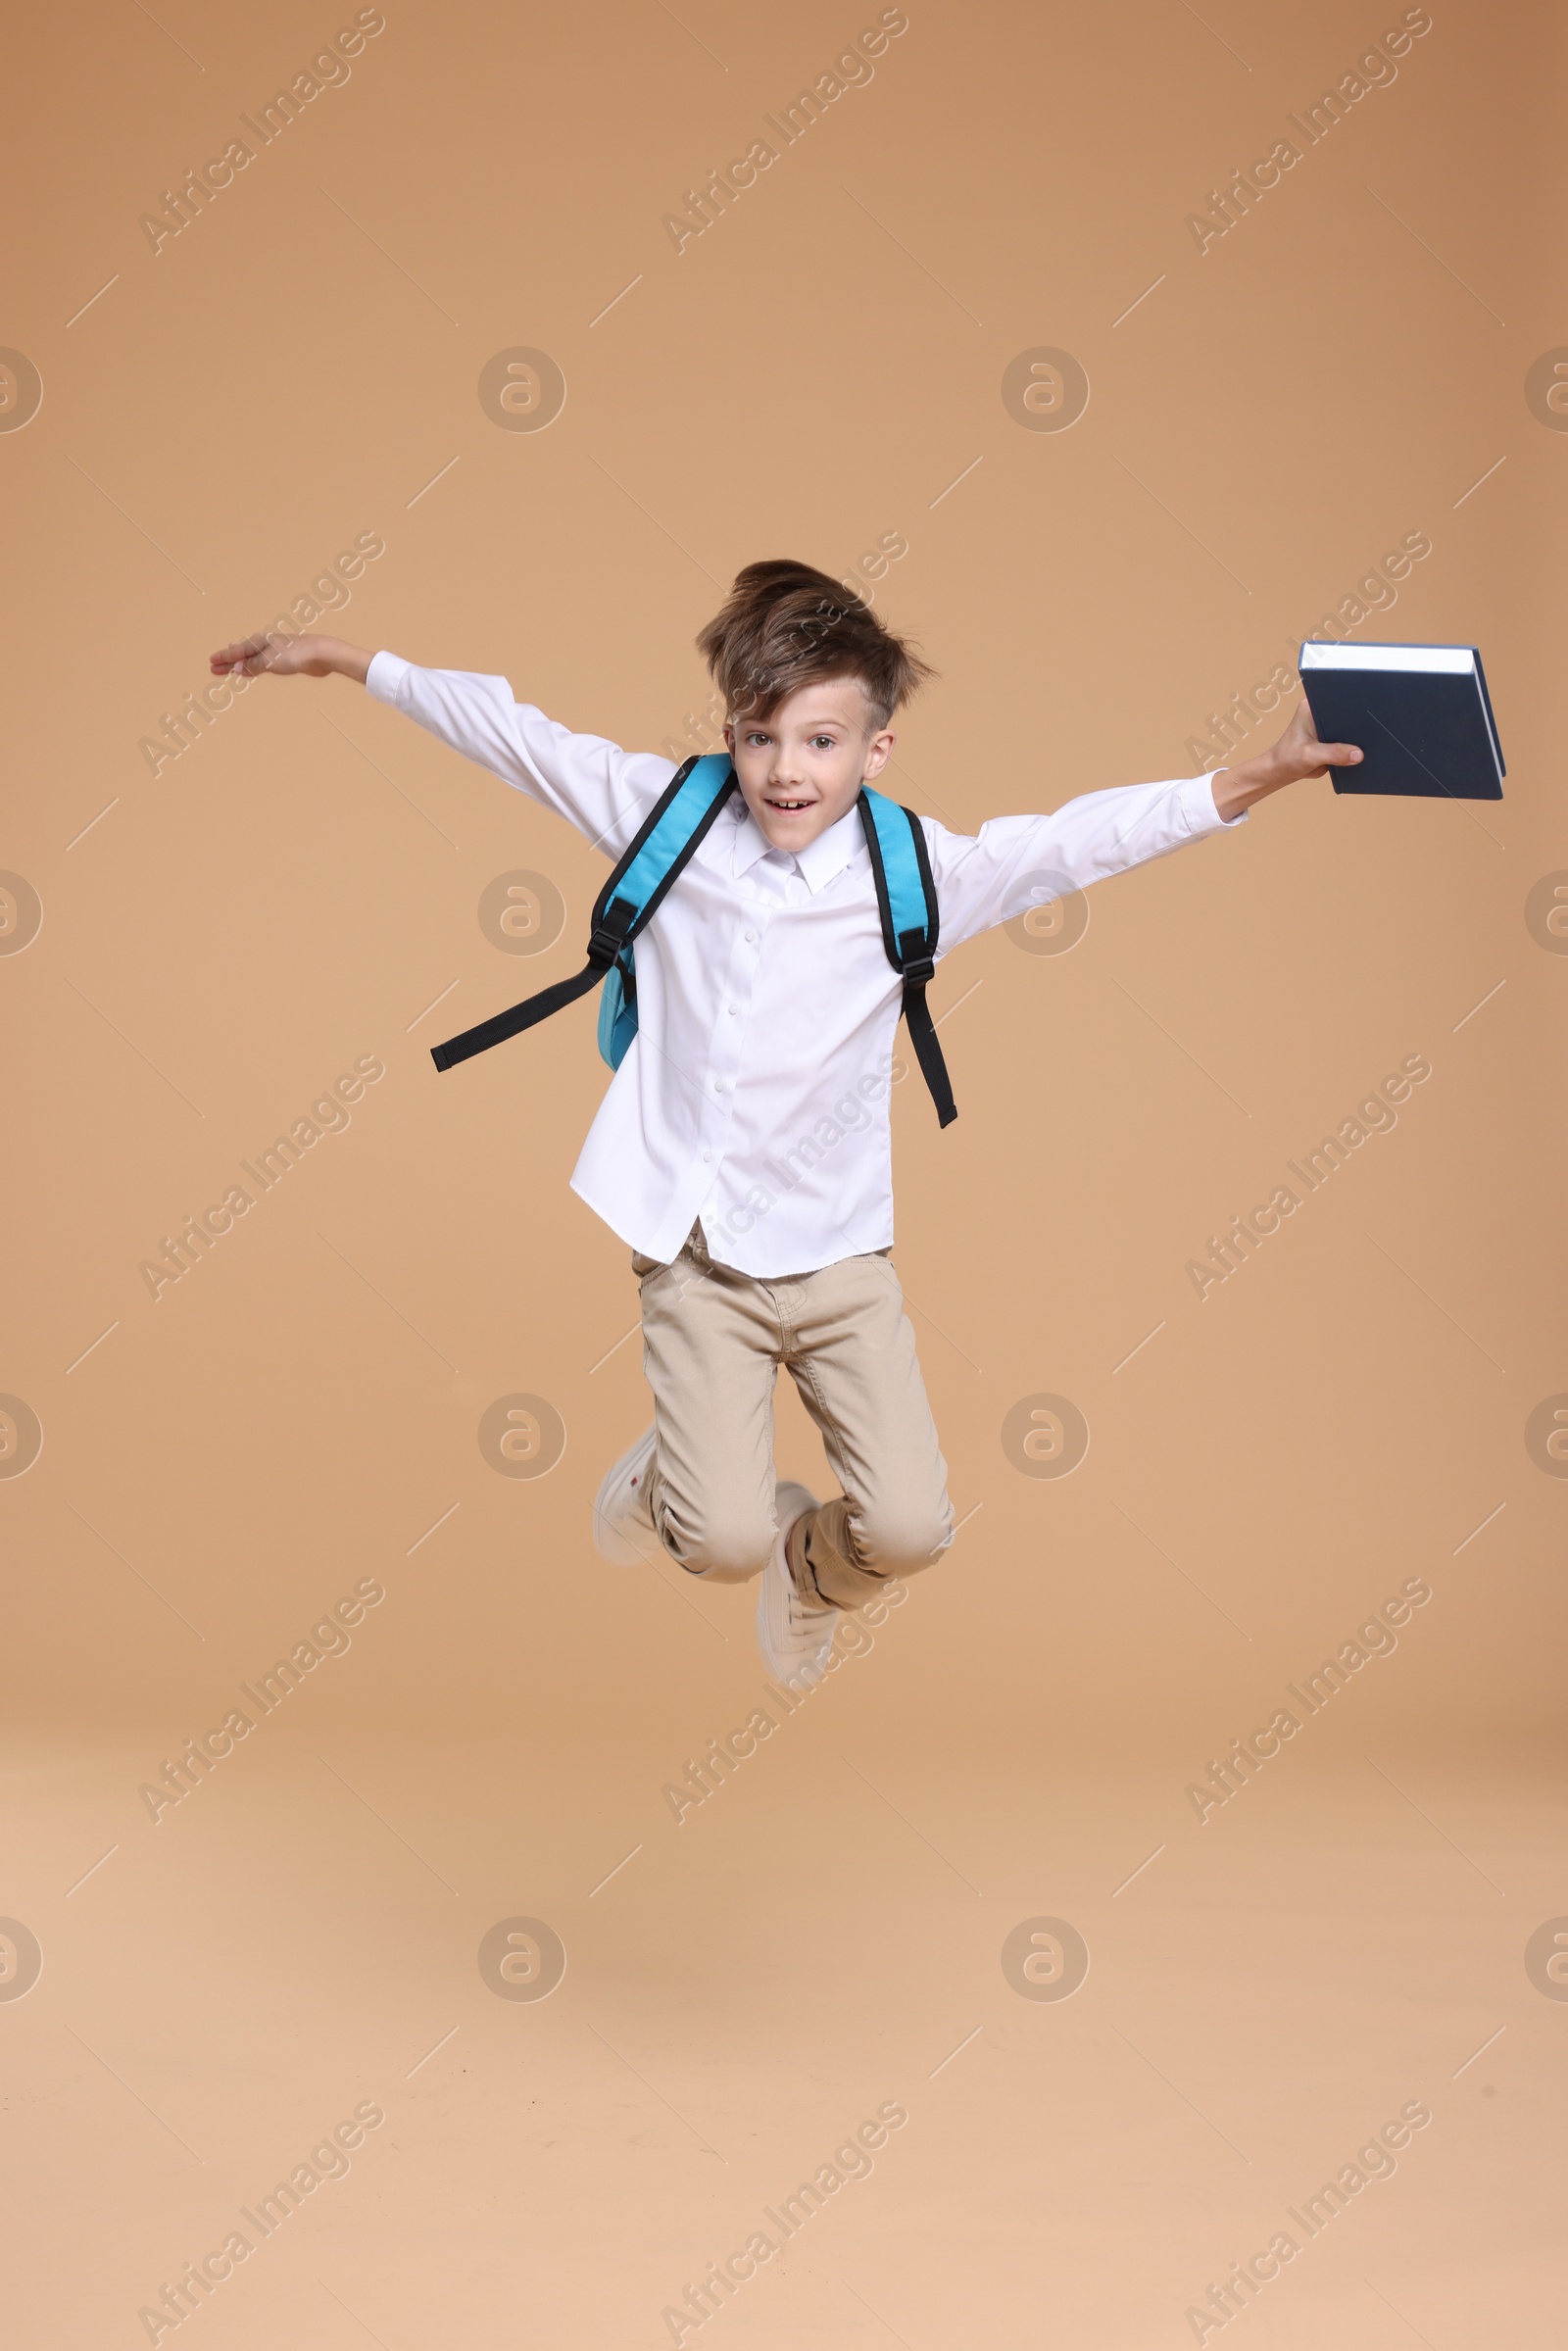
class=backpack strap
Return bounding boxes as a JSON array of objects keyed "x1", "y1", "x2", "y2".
[
  {"x1": 857, "y1": 788, "x2": 956, "y2": 1128},
  {"x1": 431, "y1": 754, "x2": 737, "y2": 1072}
]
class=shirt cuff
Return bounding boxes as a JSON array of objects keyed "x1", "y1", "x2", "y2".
[
  {"x1": 365, "y1": 649, "x2": 411, "y2": 705},
  {"x1": 1181, "y1": 770, "x2": 1249, "y2": 833}
]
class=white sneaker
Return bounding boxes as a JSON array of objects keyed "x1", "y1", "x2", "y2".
[
  {"x1": 757, "y1": 1481, "x2": 836, "y2": 1690},
  {"x1": 593, "y1": 1424, "x2": 659, "y2": 1564}
]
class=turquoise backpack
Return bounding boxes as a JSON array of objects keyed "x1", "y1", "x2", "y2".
[{"x1": 431, "y1": 752, "x2": 956, "y2": 1126}]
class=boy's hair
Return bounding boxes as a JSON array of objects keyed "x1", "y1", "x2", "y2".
[{"x1": 696, "y1": 559, "x2": 933, "y2": 729}]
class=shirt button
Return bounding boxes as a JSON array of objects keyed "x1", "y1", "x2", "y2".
[
  {"x1": 714, "y1": 1079, "x2": 726, "y2": 1093},
  {"x1": 727, "y1": 1004, "x2": 738, "y2": 1015},
  {"x1": 703, "y1": 1151, "x2": 713, "y2": 1163},
  {"x1": 744, "y1": 929, "x2": 757, "y2": 943}
]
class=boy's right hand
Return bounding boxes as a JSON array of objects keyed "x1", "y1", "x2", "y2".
[{"x1": 209, "y1": 631, "x2": 370, "y2": 683}]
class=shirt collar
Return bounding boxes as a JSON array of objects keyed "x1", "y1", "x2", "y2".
[{"x1": 725, "y1": 795, "x2": 864, "y2": 893}]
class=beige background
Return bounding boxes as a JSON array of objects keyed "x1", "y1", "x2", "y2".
[{"x1": 3, "y1": 0, "x2": 1564, "y2": 2342}]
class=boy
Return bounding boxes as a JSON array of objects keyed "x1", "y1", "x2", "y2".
[{"x1": 211, "y1": 561, "x2": 1359, "y2": 1689}]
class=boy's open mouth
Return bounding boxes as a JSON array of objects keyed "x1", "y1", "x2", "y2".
[{"x1": 764, "y1": 796, "x2": 814, "y2": 812}]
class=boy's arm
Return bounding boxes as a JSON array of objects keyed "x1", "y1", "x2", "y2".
[
  {"x1": 208, "y1": 629, "x2": 670, "y2": 855},
  {"x1": 927, "y1": 696, "x2": 1361, "y2": 951}
]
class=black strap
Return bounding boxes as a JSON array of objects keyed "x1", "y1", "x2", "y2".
[
  {"x1": 895, "y1": 930, "x2": 957, "y2": 1129},
  {"x1": 857, "y1": 795, "x2": 957, "y2": 1128},
  {"x1": 431, "y1": 956, "x2": 605, "y2": 1073},
  {"x1": 431, "y1": 757, "x2": 735, "y2": 1074},
  {"x1": 431, "y1": 901, "x2": 635, "y2": 1072}
]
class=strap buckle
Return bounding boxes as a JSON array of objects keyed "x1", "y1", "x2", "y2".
[
  {"x1": 589, "y1": 895, "x2": 636, "y2": 966},
  {"x1": 898, "y1": 929, "x2": 935, "y2": 987}
]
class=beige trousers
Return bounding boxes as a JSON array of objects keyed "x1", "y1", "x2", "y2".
[{"x1": 629, "y1": 1223, "x2": 954, "y2": 1607}]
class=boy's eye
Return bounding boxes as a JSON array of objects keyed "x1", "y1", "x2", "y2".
[{"x1": 812, "y1": 735, "x2": 836, "y2": 749}]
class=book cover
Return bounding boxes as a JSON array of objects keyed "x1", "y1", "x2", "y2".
[{"x1": 1299, "y1": 642, "x2": 1504, "y2": 800}]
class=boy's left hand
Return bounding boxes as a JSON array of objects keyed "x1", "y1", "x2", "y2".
[{"x1": 1211, "y1": 695, "x2": 1362, "y2": 820}]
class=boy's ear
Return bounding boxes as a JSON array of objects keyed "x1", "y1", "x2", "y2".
[{"x1": 861, "y1": 724, "x2": 896, "y2": 782}]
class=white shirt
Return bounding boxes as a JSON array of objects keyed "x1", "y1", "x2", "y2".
[{"x1": 367, "y1": 652, "x2": 1245, "y2": 1275}]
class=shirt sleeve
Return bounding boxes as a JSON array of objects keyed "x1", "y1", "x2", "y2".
[
  {"x1": 364, "y1": 651, "x2": 676, "y2": 859},
  {"x1": 922, "y1": 773, "x2": 1247, "y2": 955}
]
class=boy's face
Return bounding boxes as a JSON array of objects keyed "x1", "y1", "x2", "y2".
[{"x1": 725, "y1": 676, "x2": 894, "y2": 853}]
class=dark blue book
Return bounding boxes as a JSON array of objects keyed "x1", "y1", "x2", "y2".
[{"x1": 1299, "y1": 641, "x2": 1504, "y2": 800}]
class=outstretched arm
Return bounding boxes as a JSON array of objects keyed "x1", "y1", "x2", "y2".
[
  {"x1": 1210, "y1": 695, "x2": 1361, "y2": 819},
  {"x1": 207, "y1": 631, "x2": 672, "y2": 856},
  {"x1": 922, "y1": 695, "x2": 1364, "y2": 953}
]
